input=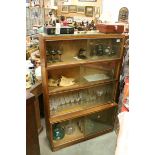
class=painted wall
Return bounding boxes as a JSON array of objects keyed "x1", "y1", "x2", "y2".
[
  {"x1": 57, "y1": 0, "x2": 102, "y2": 21},
  {"x1": 101, "y1": 0, "x2": 129, "y2": 22}
]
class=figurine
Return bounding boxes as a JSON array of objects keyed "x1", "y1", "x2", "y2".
[
  {"x1": 78, "y1": 48, "x2": 87, "y2": 59},
  {"x1": 74, "y1": 21, "x2": 78, "y2": 29},
  {"x1": 48, "y1": 9, "x2": 56, "y2": 26},
  {"x1": 118, "y1": 7, "x2": 129, "y2": 23}
]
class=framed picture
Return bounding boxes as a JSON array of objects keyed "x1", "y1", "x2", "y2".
[
  {"x1": 85, "y1": 6, "x2": 94, "y2": 17},
  {"x1": 78, "y1": 0, "x2": 96, "y2": 2},
  {"x1": 77, "y1": 6, "x2": 85, "y2": 14},
  {"x1": 54, "y1": 0, "x2": 58, "y2": 6},
  {"x1": 96, "y1": 7, "x2": 100, "y2": 14},
  {"x1": 68, "y1": 5, "x2": 77, "y2": 13},
  {"x1": 66, "y1": 17, "x2": 74, "y2": 23},
  {"x1": 95, "y1": 7, "x2": 100, "y2": 17},
  {"x1": 61, "y1": 5, "x2": 68, "y2": 13}
]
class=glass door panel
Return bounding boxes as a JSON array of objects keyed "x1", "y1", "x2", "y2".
[{"x1": 84, "y1": 107, "x2": 116, "y2": 135}]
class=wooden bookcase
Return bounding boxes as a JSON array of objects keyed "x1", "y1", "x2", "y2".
[{"x1": 39, "y1": 32, "x2": 125, "y2": 151}]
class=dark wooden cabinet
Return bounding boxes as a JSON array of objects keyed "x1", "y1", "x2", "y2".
[
  {"x1": 39, "y1": 32, "x2": 125, "y2": 151},
  {"x1": 26, "y1": 92, "x2": 40, "y2": 155}
]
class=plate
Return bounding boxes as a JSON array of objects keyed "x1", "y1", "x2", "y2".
[{"x1": 83, "y1": 74, "x2": 109, "y2": 82}]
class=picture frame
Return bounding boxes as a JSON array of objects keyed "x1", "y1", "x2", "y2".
[
  {"x1": 85, "y1": 6, "x2": 94, "y2": 17},
  {"x1": 68, "y1": 5, "x2": 77, "y2": 13},
  {"x1": 95, "y1": 7, "x2": 100, "y2": 17},
  {"x1": 54, "y1": 0, "x2": 58, "y2": 6},
  {"x1": 78, "y1": 0, "x2": 96, "y2": 2},
  {"x1": 96, "y1": 7, "x2": 100, "y2": 14},
  {"x1": 77, "y1": 6, "x2": 85, "y2": 14},
  {"x1": 61, "y1": 5, "x2": 68, "y2": 13},
  {"x1": 66, "y1": 17, "x2": 74, "y2": 23}
]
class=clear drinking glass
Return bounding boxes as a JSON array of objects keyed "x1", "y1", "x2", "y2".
[{"x1": 65, "y1": 120, "x2": 76, "y2": 135}]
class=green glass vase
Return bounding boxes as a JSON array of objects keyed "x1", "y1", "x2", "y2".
[{"x1": 53, "y1": 124, "x2": 65, "y2": 140}]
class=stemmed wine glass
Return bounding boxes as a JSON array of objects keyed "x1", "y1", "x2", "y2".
[
  {"x1": 91, "y1": 88, "x2": 97, "y2": 104},
  {"x1": 58, "y1": 96, "x2": 64, "y2": 111},
  {"x1": 49, "y1": 97, "x2": 53, "y2": 111},
  {"x1": 88, "y1": 89, "x2": 94, "y2": 105},
  {"x1": 64, "y1": 94, "x2": 71, "y2": 108},
  {"x1": 70, "y1": 93, "x2": 75, "y2": 107},
  {"x1": 52, "y1": 97, "x2": 58, "y2": 114},
  {"x1": 106, "y1": 86, "x2": 112, "y2": 102},
  {"x1": 59, "y1": 95, "x2": 65, "y2": 111},
  {"x1": 96, "y1": 88, "x2": 104, "y2": 103},
  {"x1": 55, "y1": 97, "x2": 61, "y2": 112},
  {"x1": 57, "y1": 50, "x2": 63, "y2": 62},
  {"x1": 81, "y1": 90, "x2": 86, "y2": 106},
  {"x1": 75, "y1": 92, "x2": 80, "y2": 105},
  {"x1": 79, "y1": 91, "x2": 83, "y2": 105},
  {"x1": 50, "y1": 50, "x2": 57, "y2": 63},
  {"x1": 85, "y1": 90, "x2": 90, "y2": 105},
  {"x1": 47, "y1": 50, "x2": 52, "y2": 62}
]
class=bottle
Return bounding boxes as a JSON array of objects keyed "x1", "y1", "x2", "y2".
[{"x1": 55, "y1": 19, "x2": 60, "y2": 34}]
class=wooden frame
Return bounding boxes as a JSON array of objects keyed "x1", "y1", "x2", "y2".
[
  {"x1": 85, "y1": 6, "x2": 94, "y2": 17},
  {"x1": 54, "y1": 0, "x2": 58, "y2": 6},
  {"x1": 95, "y1": 7, "x2": 100, "y2": 16},
  {"x1": 77, "y1": 6, "x2": 85, "y2": 14},
  {"x1": 68, "y1": 5, "x2": 77, "y2": 13},
  {"x1": 66, "y1": 17, "x2": 74, "y2": 23},
  {"x1": 61, "y1": 5, "x2": 68, "y2": 13},
  {"x1": 78, "y1": 0, "x2": 97, "y2": 2},
  {"x1": 31, "y1": 0, "x2": 40, "y2": 7},
  {"x1": 95, "y1": 7, "x2": 100, "y2": 18}
]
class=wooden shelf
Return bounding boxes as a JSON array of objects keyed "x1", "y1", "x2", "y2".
[
  {"x1": 40, "y1": 33, "x2": 125, "y2": 41},
  {"x1": 53, "y1": 127, "x2": 113, "y2": 151},
  {"x1": 48, "y1": 79, "x2": 117, "y2": 95},
  {"x1": 50, "y1": 102, "x2": 117, "y2": 124},
  {"x1": 46, "y1": 57, "x2": 121, "y2": 70}
]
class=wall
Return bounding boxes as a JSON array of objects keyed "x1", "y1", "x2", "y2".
[
  {"x1": 57, "y1": 0, "x2": 102, "y2": 22},
  {"x1": 101, "y1": 0, "x2": 129, "y2": 22},
  {"x1": 44, "y1": 0, "x2": 129, "y2": 23}
]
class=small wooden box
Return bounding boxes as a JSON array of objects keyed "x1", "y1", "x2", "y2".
[{"x1": 96, "y1": 23, "x2": 124, "y2": 33}]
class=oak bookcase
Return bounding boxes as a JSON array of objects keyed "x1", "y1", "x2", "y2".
[{"x1": 39, "y1": 32, "x2": 125, "y2": 151}]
